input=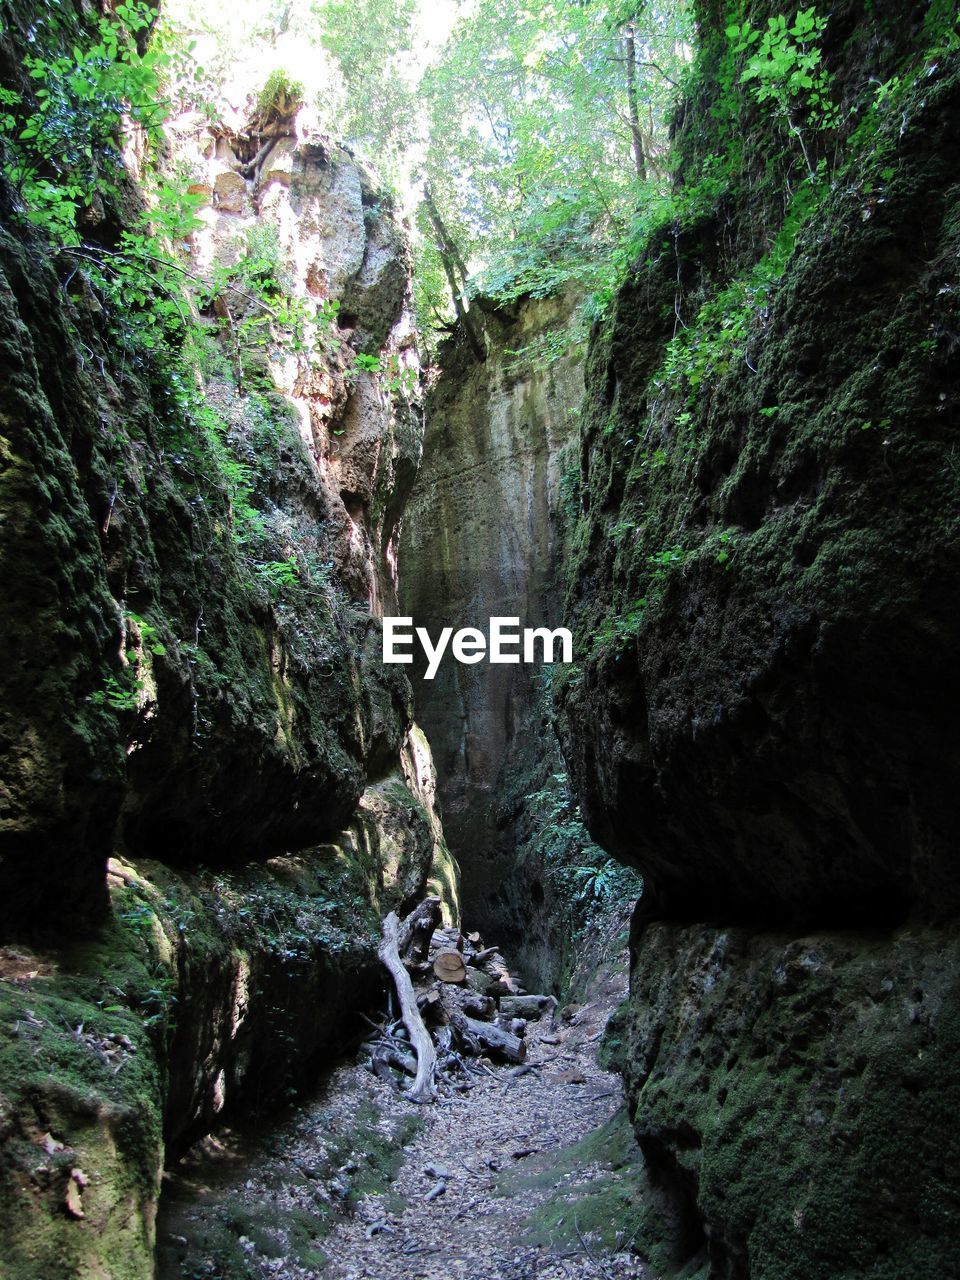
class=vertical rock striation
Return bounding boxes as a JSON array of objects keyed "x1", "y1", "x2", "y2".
[{"x1": 401, "y1": 297, "x2": 583, "y2": 956}]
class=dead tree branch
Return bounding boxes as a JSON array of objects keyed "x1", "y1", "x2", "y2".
[{"x1": 378, "y1": 911, "x2": 438, "y2": 1104}]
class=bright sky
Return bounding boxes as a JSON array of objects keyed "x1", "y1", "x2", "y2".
[
  {"x1": 414, "y1": 0, "x2": 462, "y2": 56},
  {"x1": 161, "y1": 0, "x2": 463, "y2": 208},
  {"x1": 163, "y1": 0, "x2": 461, "y2": 114}
]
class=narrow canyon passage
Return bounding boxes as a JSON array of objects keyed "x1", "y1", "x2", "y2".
[
  {"x1": 2, "y1": 2, "x2": 960, "y2": 1278},
  {"x1": 156, "y1": 916, "x2": 641, "y2": 1280}
]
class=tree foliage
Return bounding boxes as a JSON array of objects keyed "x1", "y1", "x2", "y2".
[
  {"x1": 413, "y1": 0, "x2": 692, "y2": 334},
  {"x1": 311, "y1": 0, "x2": 418, "y2": 160},
  {"x1": 153, "y1": 0, "x2": 693, "y2": 345},
  {"x1": 0, "y1": 0, "x2": 165, "y2": 243},
  {"x1": 2, "y1": 0, "x2": 695, "y2": 350}
]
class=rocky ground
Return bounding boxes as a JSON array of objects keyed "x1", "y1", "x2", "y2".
[{"x1": 157, "y1": 916, "x2": 650, "y2": 1280}]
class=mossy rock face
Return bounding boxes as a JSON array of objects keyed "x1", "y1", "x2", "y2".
[
  {"x1": 0, "y1": 227, "x2": 126, "y2": 937},
  {"x1": 0, "y1": 0, "x2": 429, "y2": 933},
  {"x1": 0, "y1": 12, "x2": 451, "y2": 1274},
  {"x1": 0, "y1": 193, "x2": 403, "y2": 924},
  {"x1": 558, "y1": 5, "x2": 960, "y2": 927},
  {"x1": 0, "y1": 757, "x2": 451, "y2": 1279},
  {"x1": 0, "y1": 932, "x2": 165, "y2": 1280},
  {"x1": 611, "y1": 920, "x2": 960, "y2": 1280},
  {"x1": 554, "y1": 1, "x2": 960, "y2": 1275}
]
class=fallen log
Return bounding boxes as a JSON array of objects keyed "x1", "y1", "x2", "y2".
[
  {"x1": 478, "y1": 953, "x2": 517, "y2": 992},
  {"x1": 397, "y1": 896, "x2": 443, "y2": 965},
  {"x1": 486, "y1": 975, "x2": 518, "y2": 997},
  {"x1": 499, "y1": 994, "x2": 556, "y2": 1022},
  {"x1": 451, "y1": 1017, "x2": 482, "y2": 1056},
  {"x1": 371, "y1": 1054, "x2": 399, "y2": 1090},
  {"x1": 434, "y1": 949, "x2": 467, "y2": 983},
  {"x1": 378, "y1": 911, "x2": 437, "y2": 1103},
  {"x1": 372, "y1": 1044, "x2": 417, "y2": 1082},
  {"x1": 418, "y1": 988, "x2": 450, "y2": 1030},
  {"x1": 451, "y1": 1012, "x2": 526, "y2": 1064},
  {"x1": 461, "y1": 993, "x2": 496, "y2": 1021},
  {"x1": 436, "y1": 926, "x2": 464, "y2": 952},
  {"x1": 438, "y1": 985, "x2": 495, "y2": 1026}
]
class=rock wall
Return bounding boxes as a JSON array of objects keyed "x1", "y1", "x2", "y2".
[
  {"x1": 0, "y1": 127, "x2": 423, "y2": 926},
  {"x1": 171, "y1": 109, "x2": 422, "y2": 616},
  {"x1": 401, "y1": 297, "x2": 582, "y2": 956},
  {"x1": 558, "y1": 1, "x2": 960, "y2": 1274},
  {"x1": 602, "y1": 920, "x2": 960, "y2": 1279},
  {"x1": 0, "y1": 734, "x2": 451, "y2": 1280},
  {"x1": 0, "y1": 6, "x2": 456, "y2": 1276}
]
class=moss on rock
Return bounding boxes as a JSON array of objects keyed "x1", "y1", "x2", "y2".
[
  {"x1": 607, "y1": 921, "x2": 960, "y2": 1279},
  {"x1": 555, "y1": 2, "x2": 960, "y2": 1275},
  {"x1": 0, "y1": 9, "x2": 456, "y2": 1276},
  {"x1": 0, "y1": 741, "x2": 454, "y2": 1279}
]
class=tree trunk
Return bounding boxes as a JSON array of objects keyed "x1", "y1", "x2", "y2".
[
  {"x1": 423, "y1": 185, "x2": 485, "y2": 362},
  {"x1": 623, "y1": 18, "x2": 648, "y2": 182}
]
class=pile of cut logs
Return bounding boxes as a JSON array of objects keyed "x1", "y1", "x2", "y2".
[{"x1": 368, "y1": 897, "x2": 557, "y2": 1103}]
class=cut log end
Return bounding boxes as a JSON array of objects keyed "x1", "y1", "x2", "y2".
[{"x1": 433, "y1": 949, "x2": 467, "y2": 983}]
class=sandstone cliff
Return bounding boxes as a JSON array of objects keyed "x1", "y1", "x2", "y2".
[{"x1": 401, "y1": 294, "x2": 583, "y2": 973}]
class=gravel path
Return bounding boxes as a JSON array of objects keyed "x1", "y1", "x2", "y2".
[
  {"x1": 158, "y1": 924, "x2": 649, "y2": 1280},
  {"x1": 320, "y1": 1003, "x2": 648, "y2": 1280}
]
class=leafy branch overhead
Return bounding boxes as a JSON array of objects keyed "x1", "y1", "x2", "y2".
[{"x1": 412, "y1": 0, "x2": 693, "y2": 340}]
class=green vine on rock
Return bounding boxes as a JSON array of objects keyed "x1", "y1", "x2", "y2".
[
  {"x1": 0, "y1": 0, "x2": 166, "y2": 244},
  {"x1": 727, "y1": 7, "x2": 838, "y2": 179}
]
